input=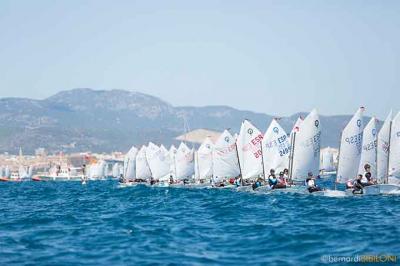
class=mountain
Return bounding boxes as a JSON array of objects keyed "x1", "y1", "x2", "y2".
[{"x1": 0, "y1": 88, "x2": 377, "y2": 154}]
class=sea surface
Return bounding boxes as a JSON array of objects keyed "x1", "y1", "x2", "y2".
[{"x1": 1, "y1": 178, "x2": 400, "y2": 266}]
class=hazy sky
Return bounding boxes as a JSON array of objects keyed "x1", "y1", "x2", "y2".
[{"x1": 0, "y1": 1, "x2": 399, "y2": 119}]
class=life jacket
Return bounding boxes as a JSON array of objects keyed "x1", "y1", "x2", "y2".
[
  {"x1": 361, "y1": 175, "x2": 368, "y2": 184},
  {"x1": 268, "y1": 177, "x2": 277, "y2": 186}
]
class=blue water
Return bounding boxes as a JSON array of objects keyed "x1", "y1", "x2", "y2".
[{"x1": 1, "y1": 179, "x2": 400, "y2": 265}]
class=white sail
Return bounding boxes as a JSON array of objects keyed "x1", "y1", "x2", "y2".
[
  {"x1": 321, "y1": 149, "x2": 335, "y2": 172},
  {"x1": 290, "y1": 117, "x2": 304, "y2": 145},
  {"x1": 262, "y1": 119, "x2": 290, "y2": 175},
  {"x1": 89, "y1": 164, "x2": 98, "y2": 179},
  {"x1": 124, "y1": 146, "x2": 138, "y2": 180},
  {"x1": 0, "y1": 166, "x2": 3, "y2": 177},
  {"x1": 160, "y1": 145, "x2": 172, "y2": 181},
  {"x1": 389, "y1": 112, "x2": 400, "y2": 178},
  {"x1": 112, "y1": 163, "x2": 120, "y2": 177},
  {"x1": 290, "y1": 109, "x2": 322, "y2": 180},
  {"x1": 358, "y1": 117, "x2": 377, "y2": 178},
  {"x1": 146, "y1": 142, "x2": 170, "y2": 180},
  {"x1": 169, "y1": 145, "x2": 178, "y2": 178},
  {"x1": 236, "y1": 120, "x2": 263, "y2": 179},
  {"x1": 97, "y1": 160, "x2": 107, "y2": 178},
  {"x1": 160, "y1": 145, "x2": 169, "y2": 154},
  {"x1": 212, "y1": 130, "x2": 240, "y2": 179},
  {"x1": 194, "y1": 137, "x2": 214, "y2": 180},
  {"x1": 19, "y1": 166, "x2": 27, "y2": 178},
  {"x1": 136, "y1": 146, "x2": 152, "y2": 180},
  {"x1": 175, "y1": 142, "x2": 194, "y2": 180},
  {"x1": 4, "y1": 166, "x2": 10, "y2": 178},
  {"x1": 336, "y1": 108, "x2": 364, "y2": 183},
  {"x1": 377, "y1": 111, "x2": 392, "y2": 183}
]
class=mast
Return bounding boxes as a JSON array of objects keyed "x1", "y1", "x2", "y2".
[
  {"x1": 234, "y1": 141, "x2": 243, "y2": 185},
  {"x1": 173, "y1": 151, "x2": 177, "y2": 181},
  {"x1": 210, "y1": 142, "x2": 214, "y2": 181},
  {"x1": 260, "y1": 141, "x2": 266, "y2": 181},
  {"x1": 288, "y1": 131, "x2": 296, "y2": 183},
  {"x1": 385, "y1": 121, "x2": 393, "y2": 184},
  {"x1": 335, "y1": 131, "x2": 343, "y2": 190},
  {"x1": 145, "y1": 149, "x2": 153, "y2": 182},
  {"x1": 195, "y1": 151, "x2": 200, "y2": 181},
  {"x1": 374, "y1": 118, "x2": 378, "y2": 183}
]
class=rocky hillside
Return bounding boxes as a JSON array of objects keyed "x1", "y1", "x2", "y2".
[{"x1": 0, "y1": 88, "x2": 376, "y2": 154}]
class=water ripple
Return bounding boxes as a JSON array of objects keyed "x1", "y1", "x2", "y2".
[{"x1": 1, "y1": 181, "x2": 400, "y2": 265}]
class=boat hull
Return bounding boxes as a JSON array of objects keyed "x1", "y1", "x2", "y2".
[
  {"x1": 363, "y1": 184, "x2": 400, "y2": 195},
  {"x1": 236, "y1": 185, "x2": 253, "y2": 192}
]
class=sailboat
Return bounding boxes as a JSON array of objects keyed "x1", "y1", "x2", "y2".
[
  {"x1": 135, "y1": 146, "x2": 152, "y2": 183},
  {"x1": 377, "y1": 111, "x2": 392, "y2": 183},
  {"x1": 112, "y1": 163, "x2": 121, "y2": 178},
  {"x1": 320, "y1": 149, "x2": 336, "y2": 175},
  {"x1": 336, "y1": 107, "x2": 364, "y2": 185},
  {"x1": 0, "y1": 166, "x2": 13, "y2": 182},
  {"x1": 358, "y1": 117, "x2": 377, "y2": 178},
  {"x1": 389, "y1": 112, "x2": 400, "y2": 184},
  {"x1": 289, "y1": 109, "x2": 322, "y2": 181},
  {"x1": 236, "y1": 120, "x2": 263, "y2": 188},
  {"x1": 364, "y1": 111, "x2": 400, "y2": 194},
  {"x1": 169, "y1": 145, "x2": 178, "y2": 181},
  {"x1": 123, "y1": 146, "x2": 138, "y2": 182},
  {"x1": 146, "y1": 142, "x2": 171, "y2": 185},
  {"x1": 193, "y1": 137, "x2": 214, "y2": 187},
  {"x1": 253, "y1": 119, "x2": 291, "y2": 192},
  {"x1": 326, "y1": 107, "x2": 363, "y2": 196},
  {"x1": 174, "y1": 142, "x2": 195, "y2": 184},
  {"x1": 212, "y1": 130, "x2": 240, "y2": 186},
  {"x1": 290, "y1": 116, "x2": 303, "y2": 147},
  {"x1": 261, "y1": 119, "x2": 290, "y2": 175}
]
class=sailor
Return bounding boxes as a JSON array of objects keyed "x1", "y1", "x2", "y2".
[
  {"x1": 252, "y1": 177, "x2": 263, "y2": 190},
  {"x1": 283, "y1": 168, "x2": 292, "y2": 185},
  {"x1": 360, "y1": 164, "x2": 371, "y2": 185},
  {"x1": 234, "y1": 176, "x2": 241, "y2": 187},
  {"x1": 212, "y1": 176, "x2": 224, "y2": 187},
  {"x1": 353, "y1": 174, "x2": 364, "y2": 194},
  {"x1": 118, "y1": 174, "x2": 125, "y2": 183},
  {"x1": 305, "y1": 172, "x2": 322, "y2": 193},
  {"x1": 346, "y1": 179, "x2": 354, "y2": 189},
  {"x1": 268, "y1": 169, "x2": 278, "y2": 189},
  {"x1": 82, "y1": 164, "x2": 86, "y2": 176},
  {"x1": 278, "y1": 172, "x2": 287, "y2": 186}
]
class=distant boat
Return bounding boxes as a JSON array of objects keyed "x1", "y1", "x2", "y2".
[
  {"x1": 320, "y1": 148, "x2": 336, "y2": 175},
  {"x1": 33, "y1": 166, "x2": 85, "y2": 181}
]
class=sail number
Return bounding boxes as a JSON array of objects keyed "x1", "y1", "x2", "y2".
[{"x1": 363, "y1": 140, "x2": 377, "y2": 151}]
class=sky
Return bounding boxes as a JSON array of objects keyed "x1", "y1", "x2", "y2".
[{"x1": 0, "y1": 0, "x2": 399, "y2": 119}]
